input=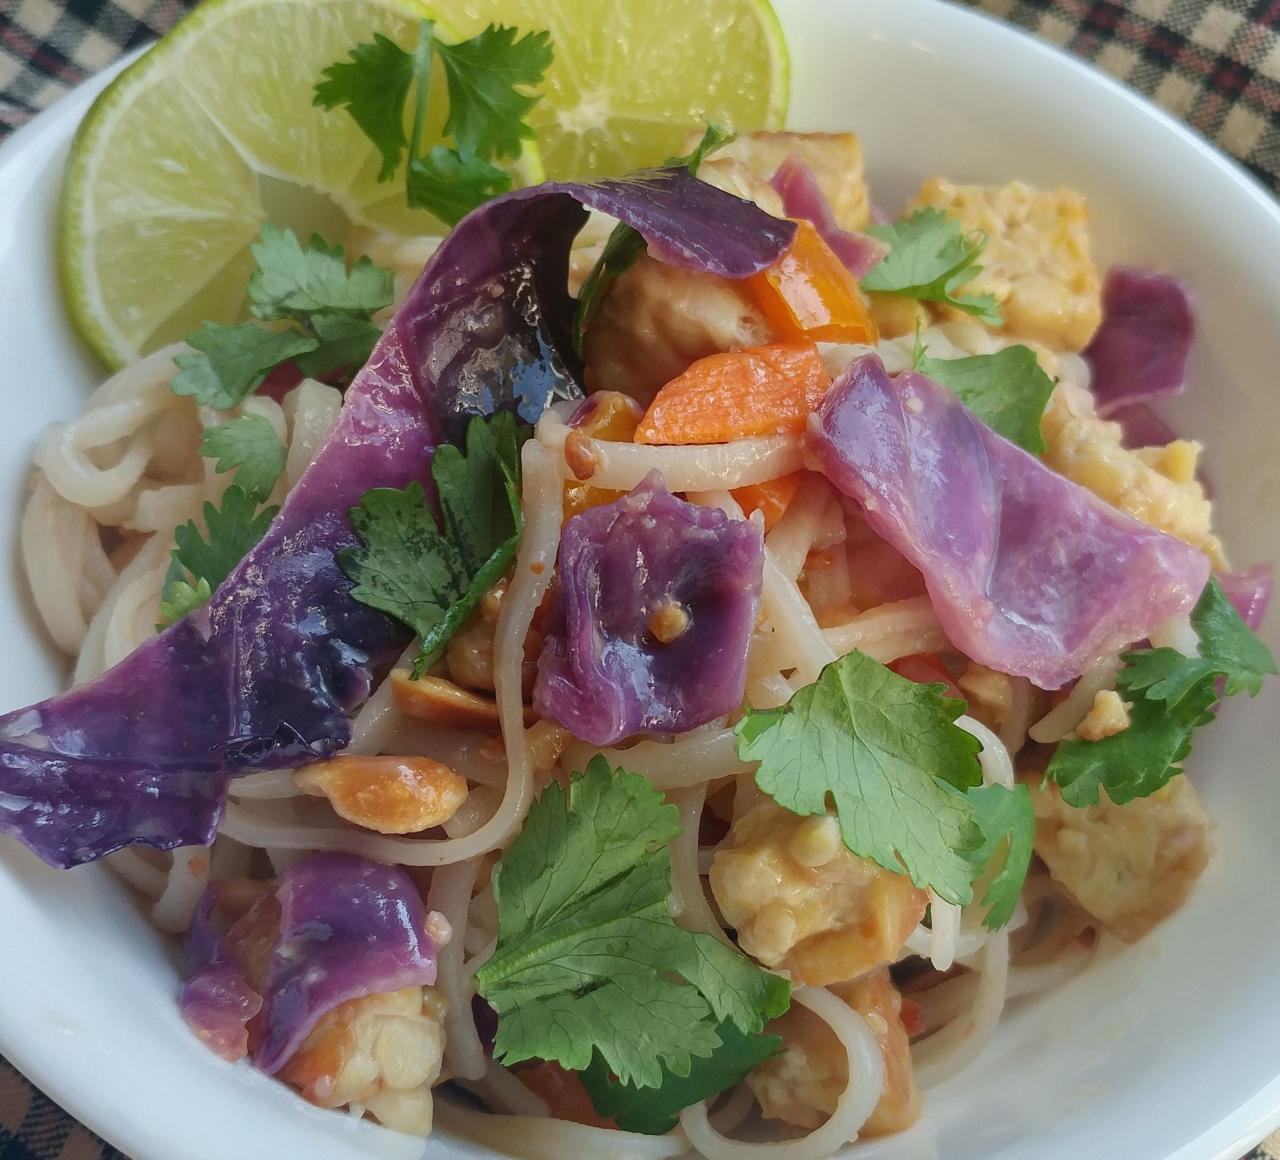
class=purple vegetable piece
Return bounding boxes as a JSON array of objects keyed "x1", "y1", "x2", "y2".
[
  {"x1": 535, "y1": 472, "x2": 763, "y2": 745},
  {"x1": 809, "y1": 354, "x2": 1210, "y2": 689},
  {"x1": 1108, "y1": 402, "x2": 1178, "y2": 448},
  {"x1": 0, "y1": 330, "x2": 430, "y2": 869},
  {"x1": 254, "y1": 853, "x2": 442, "y2": 1074},
  {"x1": 1085, "y1": 267, "x2": 1195, "y2": 418},
  {"x1": 400, "y1": 166, "x2": 794, "y2": 442},
  {"x1": 179, "y1": 887, "x2": 263, "y2": 1063},
  {"x1": 0, "y1": 168, "x2": 793, "y2": 871},
  {"x1": 770, "y1": 156, "x2": 888, "y2": 278},
  {"x1": 1219, "y1": 564, "x2": 1274, "y2": 631}
]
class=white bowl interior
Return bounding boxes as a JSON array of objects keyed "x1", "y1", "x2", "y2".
[{"x1": 2, "y1": 2, "x2": 1279, "y2": 1158}]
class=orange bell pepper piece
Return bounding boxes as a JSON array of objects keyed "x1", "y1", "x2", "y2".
[
  {"x1": 731, "y1": 472, "x2": 803, "y2": 532},
  {"x1": 749, "y1": 218, "x2": 879, "y2": 344},
  {"x1": 634, "y1": 341, "x2": 831, "y2": 446},
  {"x1": 562, "y1": 391, "x2": 642, "y2": 518}
]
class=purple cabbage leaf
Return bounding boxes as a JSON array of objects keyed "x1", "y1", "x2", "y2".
[
  {"x1": 1219, "y1": 564, "x2": 1274, "y2": 632},
  {"x1": 809, "y1": 354, "x2": 1210, "y2": 689},
  {"x1": 0, "y1": 167, "x2": 793, "y2": 869},
  {"x1": 534, "y1": 472, "x2": 764, "y2": 745},
  {"x1": 179, "y1": 853, "x2": 444, "y2": 1074},
  {"x1": 770, "y1": 156, "x2": 888, "y2": 278},
  {"x1": 1085, "y1": 266, "x2": 1194, "y2": 418}
]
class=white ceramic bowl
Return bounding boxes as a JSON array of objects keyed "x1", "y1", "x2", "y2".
[{"x1": 2, "y1": 1, "x2": 1279, "y2": 1157}]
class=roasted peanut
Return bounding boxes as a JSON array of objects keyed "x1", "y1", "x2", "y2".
[{"x1": 295, "y1": 754, "x2": 467, "y2": 835}]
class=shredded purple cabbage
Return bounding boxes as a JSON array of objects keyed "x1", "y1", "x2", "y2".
[
  {"x1": 1085, "y1": 267, "x2": 1195, "y2": 418},
  {"x1": 255, "y1": 854, "x2": 442, "y2": 1073},
  {"x1": 0, "y1": 169, "x2": 792, "y2": 870},
  {"x1": 809, "y1": 354, "x2": 1210, "y2": 689},
  {"x1": 179, "y1": 855, "x2": 442, "y2": 1074},
  {"x1": 1109, "y1": 402, "x2": 1178, "y2": 448},
  {"x1": 534, "y1": 472, "x2": 763, "y2": 745},
  {"x1": 179, "y1": 888, "x2": 263, "y2": 1063},
  {"x1": 770, "y1": 157, "x2": 887, "y2": 278},
  {"x1": 400, "y1": 167, "x2": 794, "y2": 442},
  {"x1": 1220, "y1": 564, "x2": 1274, "y2": 632}
]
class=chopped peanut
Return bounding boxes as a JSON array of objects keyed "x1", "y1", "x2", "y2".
[
  {"x1": 957, "y1": 662, "x2": 1015, "y2": 734},
  {"x1": 648, "y1": 599, "x2": 691, "y2": 643},
  {"x1": 279, "y1": 986, "x2": 447, "y2": 1135},
  {"x1": 868, "y1": 292, "x2": 928, "y2": 339},
  {"x1": 295, "y1": 755, "x2": 467, "y2": 835},
  {"x1": 748, "y1": 969, "x2": 921, "y2": 1138},
  {"x1": 391, "y1": 670, "x2": 501, "y2": 730},
  {"x1": 907, "y1": 178, "x2": 1102, "y2": 350},
  {"x1": 1075, "y1": 689, "x2": 1131, "y2": 742},
  {"x1": 1041, "y1": 380, "x2": 1224, "y2": 565},
  {"x1": 711, "y1": 131, "x2": 872, "y2": 231},
  {"x1": 1030, "y1": 774, "x2": 1212, "y2": 942},
  {"x1": 446, "y1": 613, "x2": 497, "y2": 692},
  {"x1": 710, "y1": 801, "x2": 926, "y2": 986},
  {"x1": 563, "y1": 391, "x2": 642, "y2": 517}
]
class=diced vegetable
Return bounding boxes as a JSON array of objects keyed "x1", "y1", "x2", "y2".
[
  {"x1": 730, "y1": 472, "x2": 802, "y2": 531},
  {"x1": 809, "y1": 354, "x2": 1210, "y2": 689},
  {"x1": 748, "y1": 219, "x2": 878, "y2": 344},
  {"x1": 635, "y1": 341, "x2": 830, "y2": 445},
  {"x1": 563, "y1": 391, "x2": 643, "y2": 517},
  {"x1": 535, "y1": 473, "x2": 763, "y2": 745}
]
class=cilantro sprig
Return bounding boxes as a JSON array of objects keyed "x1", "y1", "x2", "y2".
[
  {"x1": 573, "y1": 125, "x2": 735, "y2": 354},
  {"x1": 579, "y1": 1021, "x2": 782, "y2": 1134},
  {"x1": 199, "y1": 414, "x2": 287, "y2": 503},
  {"x1": 338, "y1": 412, "x2": 526, "y2": 678},
  {"x1": 912, "y1": 339, "x2": 1055, "y2": 455},
  {"x1": 1048, "y1": 579, "x2": 1276, "y2": 806},
  {"x1": 862, "y1": 208, "x2": 1002, "y2": 324},
  {"x1": 172, "y1": 225, "x2": 393, "y2": 410},
  {"x1": 737, "y1": 650, "x2": 1033, "y2": 924},
  {"x1": 473, "y1": 758, "x2": 790, "y2": 1091},
  {"x1": 315, "y1": 21, "x2": 553, "y2": 226},
  {"x1": 158, "y1": 486, "x2": 279, "y2": 628}
]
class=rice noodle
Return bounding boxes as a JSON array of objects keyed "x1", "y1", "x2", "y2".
[
  {"x1": 428, "y1": 859, "x2": 486, "y2": 1081},
  {"x1": 436, "y1": 1099, "x2": 689, "y2": 1160},
  {"x1": 821, "y1": 597, "x2": 950, "y2": 664},
  {"x1": 229, "y1": 770, "x2": 301, "y2": 800},
  {"x1": 562, "y1": 727, "x2": 747, "y2": 791},
  {"x1": 537, "y1": 408, "x2": 802, "y2": 491},
  {"x1": 667, "y1": 785, "x2": 732, "y2": 944},
  {"x1": 150, "y1": 846, "x2": 210, "y2": 933},
  {"x1": 104, "y1": 849, "x2": 168, "y2": 898},
  {"x1": 1029, "y1": 655, "x2": 1122, "y2": 743},
  {"x1": 679, "y1": 987, "x2": 885, "y2": 1160}
]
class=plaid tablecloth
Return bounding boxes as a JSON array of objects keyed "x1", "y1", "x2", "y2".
[{"x1": 1, "y1": 0, "x2": 1280, "y2": 1157}]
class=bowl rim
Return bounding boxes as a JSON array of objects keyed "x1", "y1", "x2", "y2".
[{"x1": 2, "y1": 2, "x2": 1280, "y2": 1158}]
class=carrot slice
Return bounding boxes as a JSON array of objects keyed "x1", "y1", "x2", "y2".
[
  {"x1": 748, "y1": 218, "x2": 879, "y2": 343},
  {"x1": 732, "y1": 472, "x2": 803, "y2": 531},
  {"x1": 635, "y1": 341, "x2": 830, "y2": 445}
]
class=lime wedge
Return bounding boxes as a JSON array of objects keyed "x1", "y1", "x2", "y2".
[
  {"x1": 441, "y1": 0, "x2": 789, "y2": 179},
  {"x1": 59, "y1": 0, "x2": 468, "y2": 368}
]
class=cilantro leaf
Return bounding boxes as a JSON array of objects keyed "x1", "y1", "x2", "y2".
[
  {"x1": 1190, "y1": 577, "x2": 1277, "y2": 696},
  {"x1": 248, "y1": 225, "x2": 393, "y2": 322},
  {"x1": 736, "y1": 650, "x2": 984, "y2": 905},
  {"x1": 407, "y1": 146, "x2": 513, "y2": 225},
  {"x1": 313, "y1": 33, "x2": 418, "y2": 181},
  {"x1": 199, "y1": 414, "x2": 287, "y2": 503},
  {"x1": 574, "y1": 125, "x2": 734, "y2": 354},
  {"x1": 434, "y1": 25, "x2": 553, "y2": 162},
  {"x1": 1047, "y1": 579, "x2": 1275, "y2": 807},
  {"x1": 338, "y1": 413, "x2": 525, "y2": 678},
  {"x1": 292, "y1": 312, "x2": 385, "y2": 378},
  {"x1": 863, "y1": 208, "x2": 1002, "y2": 324},
  {"x1": 172, "y1": 324, "x2": 318, "y2": 410},
  {"x1": 914, "y1": 344, "x2": 1054, "y2": 454},
  {"x1": 579, "y1": 1021, "x2": 782, "y2": 1135},
  {"x1": 1046, "y1": 680, "x2": 1217, "y2": 807},
  {"x1": 158, "y1": 486, "x2": 279, "y2": 626},
  {"x1": 966, "y1": 783, "x2": 1036, "y2": 930},
  {"x1": 157, "y1": 570, "x2": 212, "y2": 630},
  {"x1": 473, "y1": 758, "x2": 790, "y2": 1089}
]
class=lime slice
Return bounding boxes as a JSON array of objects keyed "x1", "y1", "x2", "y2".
[
  {"x1": 60, "y1": 0, "x2": 486, "y2": 368},
  {"x1": 441, "y1": 0, "x2": 789, "y2": 180}
]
